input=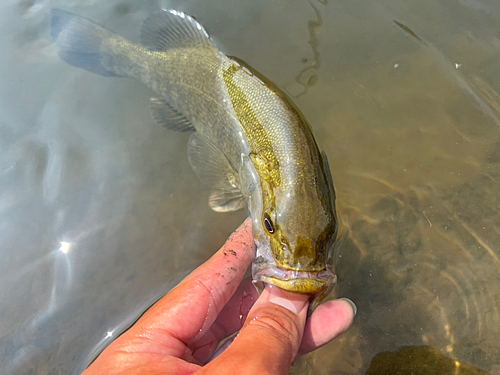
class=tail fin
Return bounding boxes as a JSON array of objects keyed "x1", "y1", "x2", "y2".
[{"x1": 51, "y1": 9, "x2": 122, "y2": 77}]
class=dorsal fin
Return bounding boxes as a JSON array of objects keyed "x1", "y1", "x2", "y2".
[{"x1": 140, "y1": 10, "x2": 215, "y2": 51}]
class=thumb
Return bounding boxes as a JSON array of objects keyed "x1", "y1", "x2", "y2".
[{"x1": 200, "y1": 285, "x2": 309, "y2": 375}]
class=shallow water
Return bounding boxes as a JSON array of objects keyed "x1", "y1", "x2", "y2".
[{"x1": 1, "y1": 0, "x2": 500, "y2": 374}]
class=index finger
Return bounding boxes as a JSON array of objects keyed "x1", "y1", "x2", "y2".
[{"x1": 132, "y1": 218, "x2": 256, "y2": 345}]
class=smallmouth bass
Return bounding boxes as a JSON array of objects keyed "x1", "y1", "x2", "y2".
[{"x1": 51, "y1": 9, "x2": 339, "y2": 297}]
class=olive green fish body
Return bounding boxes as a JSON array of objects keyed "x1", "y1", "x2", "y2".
[
  {"x1": 51, "y1": 9, "x2": 338, "y2": 295},
  {"x1": 98, "y1": 37, "x2": 245, "y2": 165}
]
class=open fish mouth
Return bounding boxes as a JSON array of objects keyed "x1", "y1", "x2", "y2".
[{"x1": 252, "y1": 257, "x2": 337, "y2": 294}]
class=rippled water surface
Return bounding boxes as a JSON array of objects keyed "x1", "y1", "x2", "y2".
[{"x1": 1, "y1": 0, "x2": 500, "y2": 374}]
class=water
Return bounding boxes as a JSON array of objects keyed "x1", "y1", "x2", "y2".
[{"x1": 1, "y1": 0, "x2": 499, "y2": 374}]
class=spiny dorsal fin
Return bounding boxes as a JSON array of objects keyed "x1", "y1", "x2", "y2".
[
  {"x1": 188, "y1": 133, "x2": 244, "y2": 212},
  {"x1": 140, "y1": 10, "x2": 215, "y2": 51},
  {"x1": 150, "y1": 98, "x2": 195, "y2": 132}
]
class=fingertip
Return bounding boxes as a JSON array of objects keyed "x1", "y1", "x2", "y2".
[
  {"x1": 299, "y1": 298, "x2": 356, "y2": 355},
  {"x1": 319, "y1": 298, "x2": 356, "y2": 332},
  {"x1": 231, "y1": 217, "x2": 254, "y2": 240},
  {"x1": 339, "y1": 298, "x2": 357, "y2": 317}
]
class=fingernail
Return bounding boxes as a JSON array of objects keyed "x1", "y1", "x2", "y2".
[
  {"x1": 266, "y1": 285, "x2": 308, "y2": 315},
  {"x1": 339, "y1": 298, "x2": 357, "y2": 317}
]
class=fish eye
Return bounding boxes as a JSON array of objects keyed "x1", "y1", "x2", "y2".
[{"x1": 263, "y1": 212, "x2": 275, "y2": 234}]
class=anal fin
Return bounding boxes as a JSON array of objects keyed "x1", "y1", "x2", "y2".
[
  {"x1": 150, "y1": 98, "x2": 195, "y2": 132},
  {"x1": 188, "y1": 133, "x2": 244, "y2": 212}
]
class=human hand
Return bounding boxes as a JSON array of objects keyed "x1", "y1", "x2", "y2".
[{"x1": 83, "y1": 219, "x2": 356, "y2": 375}]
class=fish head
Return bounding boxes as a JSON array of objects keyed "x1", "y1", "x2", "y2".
[{"x1": 250, "y1": 154, "x2": 339, "y2": 297}]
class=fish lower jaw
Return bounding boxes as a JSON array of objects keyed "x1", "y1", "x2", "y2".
[
  {"x1": 252, "y1": 260, "x2": 337, "y2": 294},
  {"x1": 254, "y1": 275, "x2": 330, "y2": 294}
]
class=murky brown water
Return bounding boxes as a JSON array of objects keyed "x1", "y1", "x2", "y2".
[{"x1": 1, "y1": 0, "x2": 499, "y2": 374}]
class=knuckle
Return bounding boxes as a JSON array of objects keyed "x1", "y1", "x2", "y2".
[{"x1": 247, "y1": 306, "x2": 300, "y2": 346}]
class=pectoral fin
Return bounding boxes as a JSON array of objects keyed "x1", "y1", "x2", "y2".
[
  {"x1": 209, "y1": 190, "x2": 245, "y2": 213},
  {"x1": 188, "y1": 133, "x2": 244, "y2": 212},
  {"x1": 239, "y1": 154, "x2": 258, "y2": 197},
  {"x1": 150, "y1": 98, "x2": 195, "y2": 132}
]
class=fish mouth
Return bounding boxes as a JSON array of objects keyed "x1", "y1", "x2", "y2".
[{"x1": 252, "y1": 256, "x2": 337, "y2": 294}]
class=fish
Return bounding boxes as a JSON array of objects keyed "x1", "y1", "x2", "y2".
[{"x1": 50, "y1": 9, "x2": 339, "y2": 297}]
